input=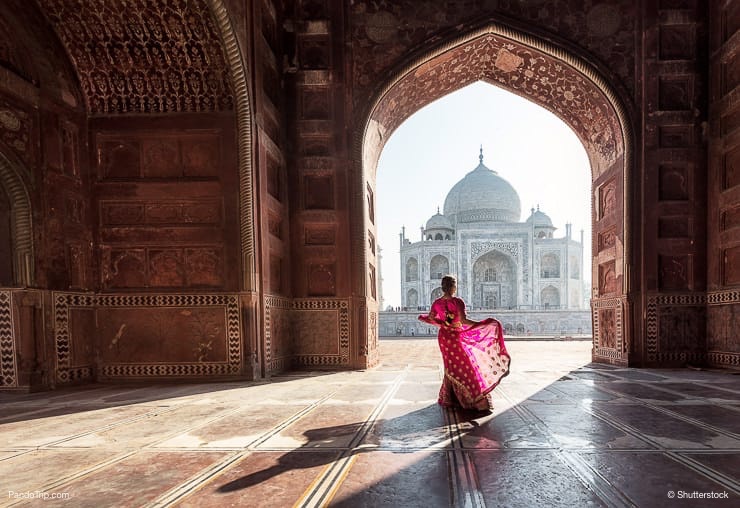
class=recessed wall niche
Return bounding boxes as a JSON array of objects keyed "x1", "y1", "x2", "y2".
[{"x1": 304, "y1": 174, "x2": 334, "y2": 209}]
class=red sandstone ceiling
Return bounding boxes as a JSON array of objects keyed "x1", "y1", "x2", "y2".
[{"x1": 35, "y1": 0, "x2": 234, "y2": 114}]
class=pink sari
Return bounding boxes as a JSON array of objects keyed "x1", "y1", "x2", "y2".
[{"x1": 419, "y1": 297, "x2": 511, "y2": 410}]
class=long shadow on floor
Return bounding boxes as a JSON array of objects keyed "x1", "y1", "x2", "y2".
[{"x1": 216, "y1": 405, "x2": 488, "y2": 493}]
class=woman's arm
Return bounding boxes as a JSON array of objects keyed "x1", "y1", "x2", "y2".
[
  {"x1": 418, "y1": 307, "x2": 443, "y2": 326},
  {"x1": 458, "y1": 298, "x2": 480, "y2": 326}
]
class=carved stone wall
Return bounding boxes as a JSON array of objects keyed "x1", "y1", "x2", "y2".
[
  {"x1": 0, "y1": 290, "x2": 16, "y2": 387},
  {"x1": 637, "y1": 2, "x2": 709, "y2": 365},
  {"x1": 37, "y1": 0, "x2": 233, "y2": 114},
  {"x1": 264, "y1": 296, "x2": 352, "y2": 374},
  {"x1": 251, "y1": 0, "x2": 288, "y2": 297},
  {"x1": 706, "y1": 2, "x2": 740, "y2": 368},
  {"x1": 92, "y1": 116, "x2": 239, "y2": 292},
  {"x1": 54, "y1": 293, "x2": 242, "y2": 382},
  {"x1": 0, "y1": 1, "x2": 737, "y2": 389}
]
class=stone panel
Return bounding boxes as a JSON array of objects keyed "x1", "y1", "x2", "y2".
[
  {"x1": 69, "y1": 308, "x2": 95, "y2": 369},
  {"x1": 598, "y1": 308, "x2": 616, "y2": 349},
  {"x1": 722, "y1": 246, "x2": 740, "y2": 286},
  {"x1": 659, "y1": 255, "x2": 690, "y2": 290},
  {"x1": 658, "y1": 25, "x2": 695, "y2": 61},
  {"x1": 305, "y1": 225, "x2": 335, "y2": 245},
  {"x1": 597, "y1": 227, "x2": 616, "y2": 252},
  {"x1": 301, "y1": 89, "x2": 330, "y2": 120},
  {"x1": 720, "y1": 206, "x2": 740, "y2": 231},
  {"x1": 298, "y1": 36, "x2": 331, "y2": 70},
  {"x1": 300, "y1": 0, "x2": 328, "y2": 19},
  {"x1": 270, "y1": 255, "x2": 282, "y2": 293},
  {"x1": 292, "y1": 299, "x2": 350, "y2": 366},
  {"x1": 0, "y1": 95, "x2": 34, "y2": 170},
  {"x1": 658, "y1": 217, "x2": 690, "y2": 238},
  {"x1": 299, "y1": 136, "x2": 332, "y2": 157},
  {"x1": 722, "y1": 52, "x2": 740, "y2": 95},
  {"x1": 658, "y1": 77, "x2": 693, "y2": 111},
  {"x1": 268, "y1": 213, "x2": 283, "y2": 239},
  {"x1": 292, "y1": 310, "x2": 340, "y2": 355},
  {"x1": 101, "y1": 247, "x2": 224, "y2": 289},
  {"x1": 307, "y1": 263, "x2": 336, "y2": 296},
  {"x1": 646, "y1": 294, "x2": 706, "y2": 364},
  {"x1": 723, "y1": 144, "x2": 740, "y2": 190},
  {"x1": 101, "y1": 140, "x2": 141, "y2": 179},
  {"x1": 142, "y1": 138, "x2": 180, "y2": 178},
  {"x1": 264, "y1": 296, "x2": 291, "y2": 373},
  {"x1": 98, "y1": 134, "x2": 221, "y2": 180},
  {"x1": 61, "y1": 120, "x2": 79, "y2": 177},
  {"x1": 304, "y1": 175, "x2": 334, "y2": 209},
  {"x1": 657, "y1": 306, "x2": 706, "y2": 358},
  {"x1": 84, "y1": 294, "x2": 242, "y2": 380},
  {"x1": 598, "y1": 261, "x2": 618, "y2": 296},
  {"x1": 659, "y1": 165, "x2": 689, "y2": 201},
  {"x1": 598, "y1": 180, "x2": 617, "y2": 219},
  {"x1": 706, "y1": 301, "x2": 740, "y2": 354},
  {"x1": 659, "y1": 125, "x2": 694, "y2": 148}
]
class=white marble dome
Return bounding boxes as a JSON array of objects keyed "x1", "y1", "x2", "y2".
[
  {"x1": 443, "y1": 155, "x2": 521, "y2": 224},
  {"x1": 425, "y1": 211, "x2": 453, "y2": 230},
  {"x1": 526, "y1": 207, "x2": 554, "y2": 227}
]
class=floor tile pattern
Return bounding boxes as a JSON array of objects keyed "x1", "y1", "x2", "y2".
[{"x1": 1, "y1": 341, "x2": 738, "y2": 507}]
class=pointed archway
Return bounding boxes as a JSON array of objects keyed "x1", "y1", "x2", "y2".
[
  {"x1": 356, "y1": 22, "x2": 634, "y2": 366},
  {"x1": 0, "y1": 150, "x2": 33, "y2": 287}
]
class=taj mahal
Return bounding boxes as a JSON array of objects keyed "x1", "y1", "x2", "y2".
[{"x1": 381, "y1": 149, "x2": 592, "y2": 337}]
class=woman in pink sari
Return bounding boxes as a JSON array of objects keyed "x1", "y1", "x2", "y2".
[{"x1": 419, "y1": 275, "x2": 511, "y2": 411}]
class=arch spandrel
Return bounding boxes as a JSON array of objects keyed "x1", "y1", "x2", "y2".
[{"x1": 367, "y1": 32, "x2": 625, "y2": 180}]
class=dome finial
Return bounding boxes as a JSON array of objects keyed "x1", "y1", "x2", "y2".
[
  {"x1": 437, "y1": 206, "x2": 440, "y2": 214},
  {"x1": 479, "y1": 145, "x2": 484, "y2": 164}
]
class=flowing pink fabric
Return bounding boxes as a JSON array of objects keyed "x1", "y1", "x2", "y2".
[{"x1": 419, "y1": 297, "x2": 511, "y2": 410}]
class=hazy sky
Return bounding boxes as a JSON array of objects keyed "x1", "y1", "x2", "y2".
[{"x1": 376, "y1": 81, "x2": 591, "y2": 309}]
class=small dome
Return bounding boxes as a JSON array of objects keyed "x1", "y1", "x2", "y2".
[
  {"x1": 426, "y1": 211, "x2": 453, "y2": 230},
  {"x1": 443, "y1": 149, "x2": 521, "y2": 223},
  {"x1": 526, "y1": 206, "x2": 554, "y2": 227}
]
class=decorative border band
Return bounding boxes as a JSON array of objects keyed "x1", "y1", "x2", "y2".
[
  {"x1": 265, "y1": 296, "x2": 352, "y2": 372},
  {"x1": 646, "y1": 293, "x2": 706, "y2": 363},
  {"x1": 0, "y1": 291, "x2": 17, "y2": 387},
  {"x1": 293, "y1": 298, "x2": 351, "y2": 367},
  {"x1": 707, "y1": 351, "x2": 740, "y2": 367},
  {"x1": 264, "y1": 295, "x2": 292, "y2": 373},
  {"x1": 591, "y1": 296, "x2": 627, "y2": 363},
  {"x1": 707, "y1": 289, "x2": 740, "y2": 305},
  {"x1": 54, "y1": 293, "x2": 242, "y2": 382}
]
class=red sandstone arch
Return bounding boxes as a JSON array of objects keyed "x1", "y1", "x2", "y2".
[
  {"x1": 0, "y1": 149, "x2": 33, "y2": 286},
  {"x1": 358, "y1": 23, "x2": 634, "y2": 365}
]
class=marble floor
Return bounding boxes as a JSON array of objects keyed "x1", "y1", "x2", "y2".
[{"x1": 1, "y1": 340, "x2": 739, "y2": 507}]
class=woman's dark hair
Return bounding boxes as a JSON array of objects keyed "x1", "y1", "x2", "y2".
[{"x1": 441, "y1": 275, "x2": 456, "y2": 293}]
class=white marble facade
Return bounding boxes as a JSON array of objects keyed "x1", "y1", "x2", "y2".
[{"x1": 399, "y1": 151, "x2": 585, "y2": 311}]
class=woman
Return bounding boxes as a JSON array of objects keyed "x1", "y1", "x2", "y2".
[{"x1": 419, "y1": 275, "x2": 511, "y2": 411}]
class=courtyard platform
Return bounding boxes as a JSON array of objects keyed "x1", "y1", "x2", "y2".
[{"x1": 1, "y1": 341, "x2": 738, "y2": 507}]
